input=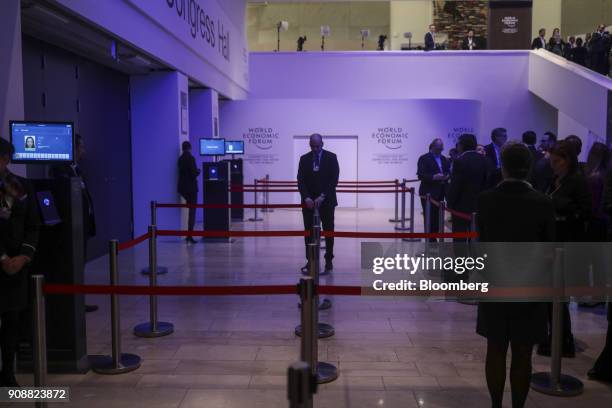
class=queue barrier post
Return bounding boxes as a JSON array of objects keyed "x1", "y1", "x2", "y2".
[
  {"x1": 424, "y1": 194, "x2": 431, "y2": 238},
  {"x1": 288, "y1": 361, "x2": 316, "y2": 408},
  {"x1": 313, "y1": 207, "x2": 330, "y2": 305},
  {"x1": 248, "y1": 178, "x2": 264, "y2": 221},
  {"x1": 402, "y1": 187, "x2": 418, "y2": 242},
  {"x1": 262, "y1": 174, "x2": 274, "y2": 213},
  {"x1": 388, "y1": 179, "x2": 401, "y2": 222},
  {"x1": 470, "y1": 212, "x2": 477, "y2": 240},
  {"x1": 134, "y1": 225, "x2": 174, "y2": 338},
  {"x1": 91, "y1": 240, "x2": 141, "y2": 374},
  {"x1": 299, "y1": 248, "x2": 338, "y2": 384},
  {"x1": 531, "y1": 248, "x2": 584, "y2": 396},
  {"x1": 141, "y1": 200, "x2": 168, "y2": 275},
  {"x1": 438, "y1": 200, "x2": 446, "y2": 243},
  {"x1": 295, "y1": 236, "x2": 334, "y2": 338},
  {"x1": 32, "y1": 275, "x2": 48, "y2": 408},
  {"x1": 395, "y1": 182, "x2": 410, "y2": 231}
]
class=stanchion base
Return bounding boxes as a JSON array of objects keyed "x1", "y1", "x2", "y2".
[
  {"x1": 388, "y1": 218, "x2": 401, "y2": 223},
  {"x1": 316, "y1": 362, "x2": 339, "y2": 384},
  {"x1": 133, "y1": 321, "x2": 174, "y2": 338},
  {"x1": 457, "y1": 299, "x2": 478, "y2": 306},
  {"x1": 248, "y1": 218, "x2": 264, "y2": 222},
  {"x1": 294, "y1": 323, "x2": 335, "y2": 339},
  {"x1": 531, "y1": 372, "x2": 584, "y2": 397},
  {"x1": 402, "y1": 238, "x2": 420, "y2": 242},
  {"x1": 140, "y1": 266, "x2": 168, "y2": 275},
  {"x1": 90, "y1": 353, "x2": 141, "y2": 375},
  {"x1": 394, "y1": 226, "x2": 412, "y2": 231}
]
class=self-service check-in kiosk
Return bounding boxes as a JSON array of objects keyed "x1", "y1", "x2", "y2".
[
  {"x1": 202, "y1": 161, "x2": 231, "y2": 242},
  {"x1": 19, "y1": 177, "x2": 89, "y2": 373}
]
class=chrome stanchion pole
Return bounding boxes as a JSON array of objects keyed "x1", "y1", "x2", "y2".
[
  {"x1": 31, "y1": 275, "x2": 48, "y2": 408},
  {"x1": 288, "y1": 361, "x2": 316, "y2": 408},
  {"x1": 141, "y1": 200, "x2": 168, "y2": 275},
  {"x1": 388, "y1": 179, "x2": 400, "y2": 222},
  {"x1": 295, "y1": 241, "x2": 334, "y2": 338},
  {"x1": 424, "y1": 193, "x2": 431, "y2": 237},
  {"x1": 248, "y1": 178, "x2": 263, "y2": 221},
  {"x1": 134, "y1": 226, "x2": 174, "y2": 337},
  {"x1": 298, "y1": 258, "x2": 338, "y2": 384},
  {"x1": 91, "y1": 240, "x2": 141, "y2": 374},
  {"x1": 262, "y1": 174, "x2": 273, "y2": 213},
  {"x1": 438, "y1": 200, "x2": 446, "y2": 243},
  {"x1": 395, "y1": 181, "x2": 410, "y2": 231},
  {"x1": 402, "y1": 187, "x2": 418, "y2": 242},
  {"x1": 470, "y1": 212, "x2": 477, "y2": 240},
  {"x1": 531, "y1": 248, "x2": 584, "y2": 396},
  {"x1": 313, "y1": 208, "x2": 330, "y2": 305}
]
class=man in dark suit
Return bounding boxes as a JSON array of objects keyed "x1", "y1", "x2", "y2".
[
  {"x1": 476, "y1": 142, "x2": 556, "y2": 408},
  {"x1": 531, "y1": 131, "x2": 557, "y2": 193},
  {"x1": 446, "y1": 133, "x2": 489, "y2": 236},
  {"x1": 50, "y1": 134, "x2": 97, "y2": 312},
  {"x1": 424, "y1": 24, "x2": 436, "y2": 51},
  {"x1": 522, "y1": 131, "x2": 543, "y2": 164},
  {"x1": 484, "y1": 128, "x2": 508, "y2": 170},
  {"x1": 590, "y1": 24, "x2": 611, "y2": 75},
  {"x1": 178, "y1": 141, "x2": 200, "y2": 244},
  {"x1": 417, "y1": 138, "x2": 450, "y2": 240},
  {"x1": 532, "y1": 28, "x2": 547, "y2": 50},
  {"x1": 297, "y1": 134, "x2": 339, "y2": 275},
  {"x1": 462, "y1": 30, "x2": 479, "y2": 50},
  {"x1": 0, "y1": 138, "x2": 40, "y2": 387}
]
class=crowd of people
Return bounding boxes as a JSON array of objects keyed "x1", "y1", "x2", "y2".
[
  {"x1": 532, "y1": 24, "x2": 611, "y2": 76},
  {"x1": 417, "y1": 129, "x2": 612, "y2": 407},
  {"x1": 423, "y1": 23, "x2": 611, "y2": 77}
]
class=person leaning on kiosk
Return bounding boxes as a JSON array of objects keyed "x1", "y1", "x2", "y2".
[
  {"x1": 476, "y1": 142, "x2": 556, "y2": 408},
  {"x1": 0, "y1": 137, "x2": 40, "y2": 387},
  {"x1": 297, "y1": 133, "x2": 339, "y2": 276}
]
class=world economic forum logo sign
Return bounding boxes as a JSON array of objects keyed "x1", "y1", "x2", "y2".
[
  {"x1": 447, "y1": 127, "x2": 476, "y2": 144},
  {"x1": 242, "y1": 127, "x2": 279, "y2": 150},
  {"x1": 371, "y1": 127, "x2": 409, "y2": 150}
]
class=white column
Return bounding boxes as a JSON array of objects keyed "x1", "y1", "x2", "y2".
[
  {"x1": 0, "y1": 0, "x2": 25, "y2": 176},
  {"x1": 189, "y1": 88, "x2": 219, "y2": 222},
  {"x1": 130, "y1": 71, "x2": 189, "y2": 235}
]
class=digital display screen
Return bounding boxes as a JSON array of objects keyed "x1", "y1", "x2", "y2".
[
  {"x1": 224, "y1": 140, "x2": 244, "y2": 154},
  {"x1": 10, "y1": 121, "x2": 74, "y2": 163},
  {"x1": 199, "y1": 138, "x2": 225, "y2": 156}
]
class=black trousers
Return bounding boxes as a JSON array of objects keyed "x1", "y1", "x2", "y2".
[
  {"x1": 181, "y1": 191, "x2": 198, "y2": 232},
  {"x1": 0, "y1": 311, "x2": 20, "y2": 378},
  {"x1": 421, "y1": 198, "x2": 440, "y2": 241},
  {"x1": 302, "y1": 205, "x2": 335, "y2": 263}
]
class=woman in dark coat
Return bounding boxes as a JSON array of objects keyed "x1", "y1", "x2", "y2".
[
  {"x1": 537, "y1": 141, "x2": 592, "y2": 358},
  {"x1": 476, "y1": 143, "x2": 556, "y2": 408},
  {"x1": 0, "y1": 138, "x2": 40, "y2": 387}
]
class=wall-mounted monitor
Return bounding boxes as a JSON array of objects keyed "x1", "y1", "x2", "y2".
[
  {"x1": 224, "y1": 140, "x2": 244, "y2": 154},
  {"x1": 10, "y1": 121, "x2": 74, "y2": 163},
  {"x1": 199, "y1": 138, "x2": 225, "y2": 156}
]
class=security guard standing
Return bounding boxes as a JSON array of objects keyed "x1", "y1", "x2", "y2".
[{"x1": 0, "y1": 138, "x2": 40, "y2": 387}]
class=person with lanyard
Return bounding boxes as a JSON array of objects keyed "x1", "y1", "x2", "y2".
[
  {"x1": 0, "y1": 137, "x2": 40, "y2": 387},
  {"x1": 51, "y1": 134, "x2": 97, "y2": 312},
  {"x1": 417, "y1": 138, "x2": 450, "y2": 241},
  {"x1": 297, "y1": 134, "x2": 339, "y2": 276}
]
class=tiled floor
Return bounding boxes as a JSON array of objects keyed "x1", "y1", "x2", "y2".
[{"x1": 16, "y1": 208, "x2": 612, "y2": 407}]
